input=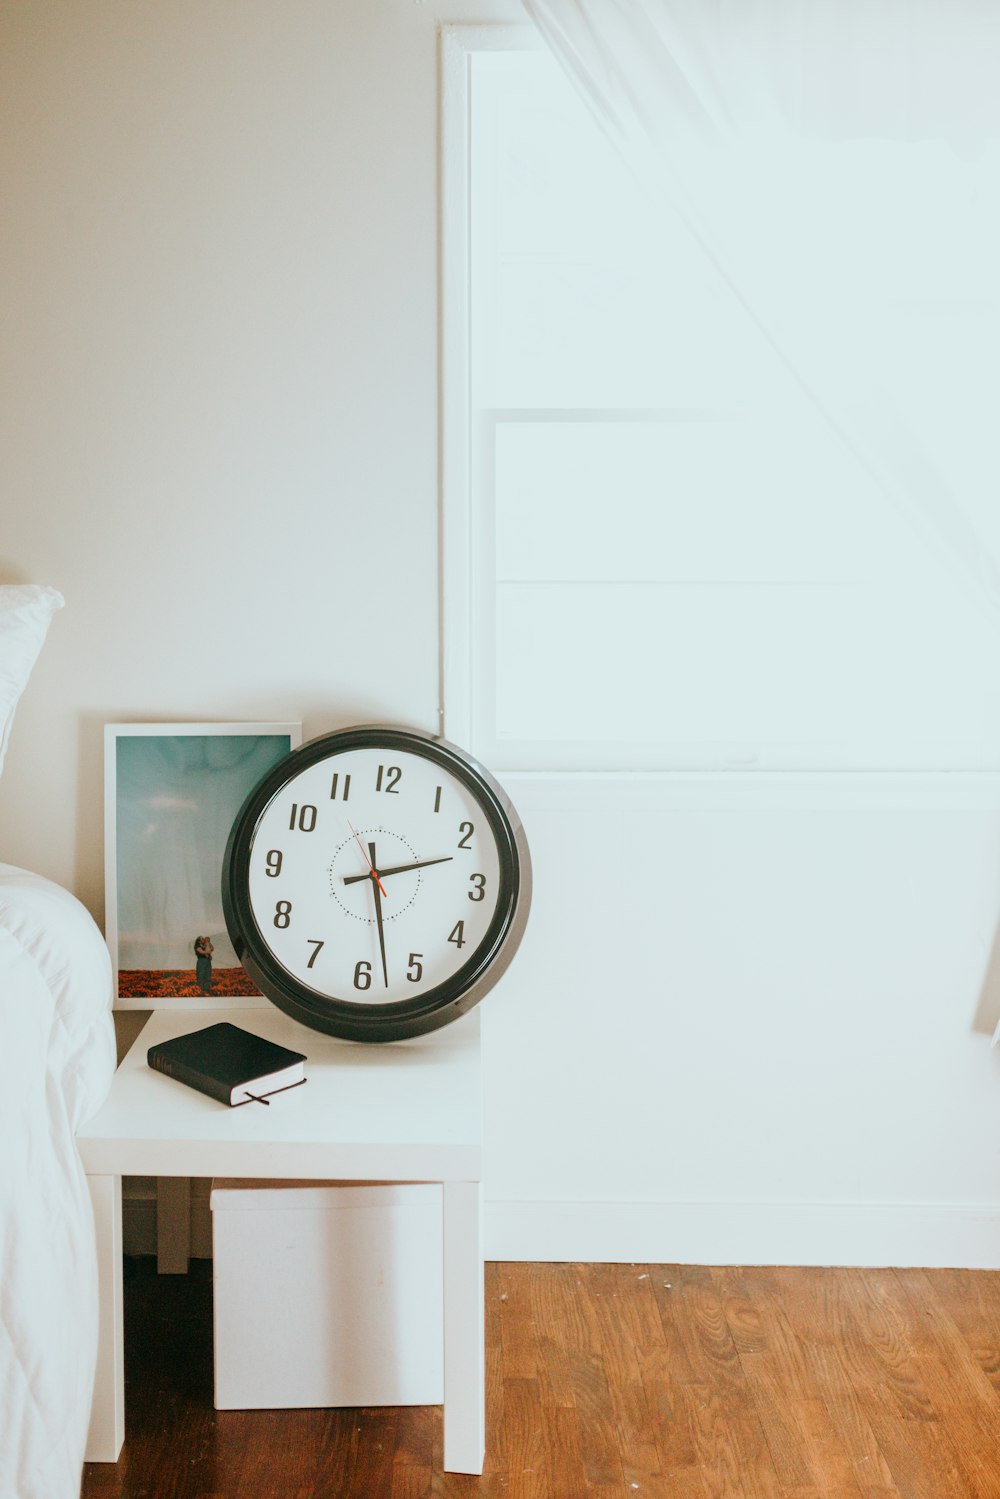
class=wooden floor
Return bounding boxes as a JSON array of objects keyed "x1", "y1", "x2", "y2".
[{"x1": 81, "y1": 1258, "x2": 1000, "y2": 1499}]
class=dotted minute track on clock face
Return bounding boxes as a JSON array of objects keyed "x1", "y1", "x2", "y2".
[{"x1": 327, "y1": 830, "x2": 421, "y2": 923}]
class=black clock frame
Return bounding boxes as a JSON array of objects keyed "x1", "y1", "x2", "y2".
[{"x1": 222, "y1": 724, "x2": 531, "y2": 1042}]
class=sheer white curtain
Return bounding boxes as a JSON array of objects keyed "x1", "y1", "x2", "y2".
[{"x1": 520, "y1": 0, "x2": 1000, "y2": 619}]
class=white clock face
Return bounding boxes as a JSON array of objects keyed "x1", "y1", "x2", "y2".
[{"x1": 245, "y1": 744, "x2": 504, "y2": 1006}]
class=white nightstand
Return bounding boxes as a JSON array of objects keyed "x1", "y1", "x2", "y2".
[{"x1": 77, "y1": 1006, "x2": 484, "y2": 1474}]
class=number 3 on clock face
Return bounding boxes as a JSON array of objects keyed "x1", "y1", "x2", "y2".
[{"x1": 222, "y1": 725, "x2": 531, "y2": 1042}]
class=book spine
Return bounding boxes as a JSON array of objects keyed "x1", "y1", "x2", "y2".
[{"x1": 147, "y1": 1047, "x2": 233, "y2": 1105}]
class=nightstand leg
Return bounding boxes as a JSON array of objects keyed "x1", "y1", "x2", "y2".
[
  {"x1": 442, "y1": 1180, "x2": 484, "y2": 1474},
  {"x1": 156, "y1": 1177, "x2": 191, "y2": 1274},
  {"x1": 85, "y1": 1174, "x2": 125, "y2": 1462}
]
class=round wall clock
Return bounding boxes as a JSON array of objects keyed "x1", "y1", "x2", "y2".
[{"x1": 222, "y1": 724, "x2": 531, "y2": 1041}]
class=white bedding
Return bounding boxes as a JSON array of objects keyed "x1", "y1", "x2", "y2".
[{"x1": 0, "y1": 864, "x2": 116, "y2": 1499}]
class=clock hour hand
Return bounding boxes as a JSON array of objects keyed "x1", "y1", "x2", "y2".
[
  {"x1": 347, "y1": 820, "x2": 388, "y2": 897},
  {"x1": 343, "y1": 856, "x2": 454, "y2": 887},
  {"x1": 369, "y1": 841, "x2": 389, "y2": 990}
]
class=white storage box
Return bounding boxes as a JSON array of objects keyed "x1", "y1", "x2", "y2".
[{"x1": 210, "y1": 1180, "x2": 444, "y2": 1410}]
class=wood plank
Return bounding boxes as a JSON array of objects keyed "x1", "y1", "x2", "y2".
[
  {"x1": 683, "y1": 1377, "x2": 782, "y2": 1499},
  {"x1": 563, "y1": 1349, "x2": 629, "y2": 1488},
  {"x1": 494, "y1": 1261, "x2": 540, "y2": 1380},
  {"x1": 659, "y1": 1264, "x2": 747, "y2": 1392},
  {"x1": 802, "y1": 1340, "x2": 900, "y2": 1499},
  {"x1": 890, "y1": 1269, "x2": 1000, "y2": 1499},
  {"x1": 391, "y1": 1466, "x2": 432, "y2": 1499},
  {"x1": 719, "y1": 1266, "x2": 866, "y2": 1499},
  {"x1": 921, "y1": 1266, "x2": 1000, "y2": 1395},
  {"x1": 765, "y1": 1270, "x2": 899, "y2": 1499},
  {"x1": 653, "y1": 1265, "x2": 783, "y2": 1499},
  {"x1": 635, "y1": 1341, "x2": 700, "y2": 1472},
  {"x1": 579, "y1": 1263, "x2": 663, "y2": 1487},
  {"x1": 491, "y1": 1376, "x2": 548, "y2": 1498}
]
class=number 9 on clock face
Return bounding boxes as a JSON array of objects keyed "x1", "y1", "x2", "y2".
[{"x1": 222, "y1": 725, "x2": 531, "y2": 1041}]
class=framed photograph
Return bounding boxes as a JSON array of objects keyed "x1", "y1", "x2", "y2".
[{"x1": 105, "y1": 722, "x2": 302, "y2": 1008}]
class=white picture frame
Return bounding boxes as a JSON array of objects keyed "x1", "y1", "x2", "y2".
[{"x1": 105, "y1": 721, "x2": 302, "y2": 1009}]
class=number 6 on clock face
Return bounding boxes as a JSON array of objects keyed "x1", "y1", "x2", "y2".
[{"x1": 222, "y1": 725, "x2": 532, "y2": 1042}]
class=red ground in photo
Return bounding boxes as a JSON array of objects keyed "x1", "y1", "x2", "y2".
[{"x1": 117, "y1": 968, "x2": 259, "y2": 999}]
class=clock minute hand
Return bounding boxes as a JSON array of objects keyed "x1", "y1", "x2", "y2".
[
  {"x1": 369, "y1": 841, "x2": 389, "y2": 990},
  {"x1": 343, "y1": 856, "x2": 454, "y2": 887}
]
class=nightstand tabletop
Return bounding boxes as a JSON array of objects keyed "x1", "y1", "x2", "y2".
[{"x1": 77, "y1": 1005, "x2": 482, "y2": 1181}]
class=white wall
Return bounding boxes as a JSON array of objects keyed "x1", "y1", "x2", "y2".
[
  {"x1": 483, "y1": 776, "x2": 1000, "y2": 1264},
  {"x1": 3, "y1": 0, "x2": 999, "y2": 1267},
  {"x1": 0, "y1": 0, "x2": 518, "y2": 909}
]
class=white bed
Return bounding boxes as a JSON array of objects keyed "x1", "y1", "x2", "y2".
[{"x1": 0, "y1": 863, "x2": 116, "y2": 1499}]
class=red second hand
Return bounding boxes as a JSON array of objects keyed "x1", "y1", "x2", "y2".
[{"x1": 347, "y1": 820, "x2": 388, "y2": 897}]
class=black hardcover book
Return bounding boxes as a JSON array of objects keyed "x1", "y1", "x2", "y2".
[{"x1": 147, "y1": 1023, "x2": 307, "y2": 1106}]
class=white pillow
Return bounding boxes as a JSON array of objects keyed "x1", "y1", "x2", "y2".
[{"x1": 0, "y1": 585, "x2": 64, "y2": 777}]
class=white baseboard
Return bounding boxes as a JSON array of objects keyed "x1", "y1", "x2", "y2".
[
  {"x1": 483, "y1": 1199, "x2": 1000, "y2": 1269},
  {"x1": 128, "y1": 1189, "x2": 1000, "y2": 1269}
]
